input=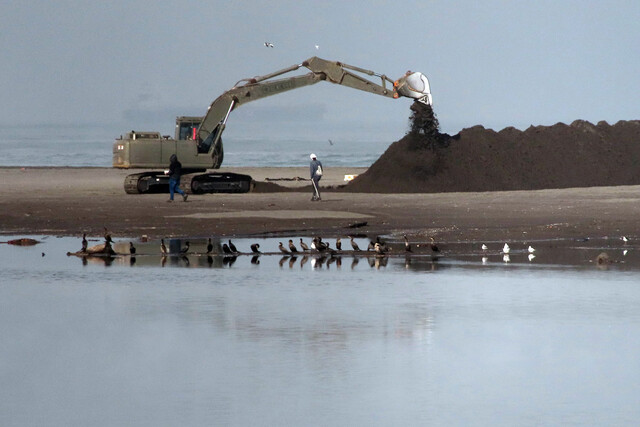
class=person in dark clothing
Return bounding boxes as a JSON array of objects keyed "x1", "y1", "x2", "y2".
[
  {"x1": 166, "y1": 154, "x2": 188, "y2": 202},
  {"x1": 309, "y1": 153, "x2": 323, "y2": 201}
]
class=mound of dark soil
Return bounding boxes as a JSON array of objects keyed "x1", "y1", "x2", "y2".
[{"x1": 344, "y1": 105, "x2": 640, "y2": 193}]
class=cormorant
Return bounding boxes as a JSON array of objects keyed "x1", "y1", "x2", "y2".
[
  {"x1": 160, "y1": 239, "x2": 168, "y2": 255},
  {"x1": 350, "y1": 236, "x2": 360, "y2": 251},
  {"x1": 207, "y1": 238, "x2": 213, "y2": 254},
  {"x1": 288, "y1": 239, "x2": 298, "y2": 253},
  {"x1": 430, "y1": 237, "x2": 440, "y2": 253},
  {"x1": 180, "y1": 241, "x2": 190, "y2": 254},
  {"x1": 228, "y1": 239, "x2": 238, "y2": 253},
  {"x1": 299, "y1": 238, "x2": 310, "y2": 251},
  {"x1": 278, "y1": 242, "x2": 290, "y2": 254},
  {"x1": 81, "y1": 233, "x2": 88, "y2": 252},
  {"x1": 335, "y1": 238, "x2": 342, "y2": 251},
  {"x1": 403, "y1": 235, "x2": 412, "y2": 252},
  {"x1": 367, "y1": 241, "x2": 375, "y2": 251},
  {"x1": 129, "y1": 242, "x2": 136, "y2": 255},
  {"x1": 251, "y1": 243, "x2": 261, "y2": 253},
  {"x1": 222, "y1": 243, "x2": 232, "y2": 254}
]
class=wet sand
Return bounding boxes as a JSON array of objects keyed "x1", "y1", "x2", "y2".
[{"x1": 1, "y1": 166, "x2": 640, "y2": 242}]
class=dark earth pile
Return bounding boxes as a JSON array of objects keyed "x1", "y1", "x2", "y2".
[{"x1": 343, "y1": 102, "x2": 640, "y2": 193}]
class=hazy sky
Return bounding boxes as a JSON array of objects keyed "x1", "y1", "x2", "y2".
[{"x1": 2, "y1": 0, "x2": 639, "y2": 141}]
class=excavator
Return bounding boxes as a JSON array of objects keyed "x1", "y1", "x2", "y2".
[{"x1": 113, "y1": 56, "x2": 432, "y2": 194}]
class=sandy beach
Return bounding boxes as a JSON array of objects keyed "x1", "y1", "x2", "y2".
[{"x1": 1, "y1": 166, "x2": 640, "y2": 242}]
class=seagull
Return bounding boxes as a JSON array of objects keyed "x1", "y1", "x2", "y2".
[
  {"x1": 623, "y1": 249, "x2": 628, "y2": 256},
  {"x1": 251, "y1": 243, "x2": 261, "y2": 254},
  {"x1": 350, "y1": 236, "x2": 360, "y2": 251},
  {"x1": 335, "y1": 237, "x2": 342, "y2": 251},
  {"x1": 129, "y1": 242, "x2": 136, "y2": 255},
  {"x1": 315, "y1": 44, "x2": 319, "y2": 50},
  {"x1": 180, "y1": 241, "x2": 190, "y2": 254},
  {"x1": 299, "y1": 238, "x2": 310, "y2": 251},
  {"x1": 160, "y1": 239, "x2": 168, "y2": 255},
  {"x1": 481, "y1": 244, "x2": 488, "y2": 251},
  {"x1": 264, "y1": 42, "x2": 274, "y2": 48},
  {"x1": 228, "y1": 239, "x2": 238, "y2": 253},
  {"x1": 528, "y1": 245, "x2": 535, "y2": 253},
  {"x1": 528, "y1": 253, "x2": 536, "y2": 261},
  {"x1": 503, "y1": 243, "x2": 510, "y2": 254},
  {"x1": 278, "y1": 242, "x2": 290, "y2": 254},
  {"x1": 404, "y1": 235, "x2": 412, "y2": 252},
  {"x1": 288, "y1": 239, "x2": 298, "y2": 253},
  {"x1": 206, "y1": 238, "x2": 213, "y2": 254},
  {"x1": 622, "y1": 236, "x2": 629, "y2": 243}
]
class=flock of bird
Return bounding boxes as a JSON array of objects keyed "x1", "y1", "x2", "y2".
[{"x1": 70, "y1": 229, "x2": 635, "y2": 267}]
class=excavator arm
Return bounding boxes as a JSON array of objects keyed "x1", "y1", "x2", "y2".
[{"x1": 197, "y1": 56, "x2": 432, "y2": 154}]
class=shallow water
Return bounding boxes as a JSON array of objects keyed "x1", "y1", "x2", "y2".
[{"x1": 2, "y1": 236, "x2": 640, "y2": 426}]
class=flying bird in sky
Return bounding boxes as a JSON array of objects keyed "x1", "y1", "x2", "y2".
[{"x1": 264, "y1": 42, "x2": 274, "y2": 48}]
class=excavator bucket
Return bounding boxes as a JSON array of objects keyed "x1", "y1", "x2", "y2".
[{"x1": 394, "y1": 72, "x2": 433, "y2": 105}]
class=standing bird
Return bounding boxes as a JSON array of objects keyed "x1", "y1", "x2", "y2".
[
  {"x1": 250, "y1": 243, "x2": 261, "y2": 254},
  {"x1": 278, "y1": 242, "x2": 290, "y2": 254},
  {"x1": 374, "y1": 242, "x2": 386, "y2": 255},
  {"x1": 206, "y1": 238, "x2": 213, "y2": 254},
  {"x1": 81, "y1": 233, "x2": 88, "y2": 252},
  {"x1": 481, "y1": 244, "x2": 488, "y2": 251},
  {"x1": 502, "y1": 243, "x2": 510, "y2": 254},
  {"x1": 367, "y1": 241, "x2": 375, "y2": 251},
  {"x1": 528, "y1": 245, "x2": 535, "y2": 253},
  {"x1": 404, "y1": 235, "x2": 412, "y2": 252},
  {"x1": 299, "y1": 238, "x2": 310, "y2": 251},
  {"x1": 222, "y1": 243, "x2": 232, "y2": 254},
  {"x1": 350, "y1": 236, "x2": 360, "y2": 251},
  {"x1": 313, "y1": 237, "x2": 328, "y2": 252},
  {"x1": 622, "y1": 236, "x2": 629, "y2": 243},
  {"x1": 129, "y1": 242, "x2": 136, "y2": 255},
  {"x1": 288, "y1": 239, "x2": 298, "y2": 253},
  {"x1": 160, "y1": 238, "x2": 168, "y2": 255},
  {"x1": 228, "y1": 239, "x2": 238, "y2": 253},
  {"x1": 335, "y1": 238, "x2": 342, "y2": 251},
  {"x1": 430, "y1": 237, "x2": 440, "y2": 253},
  {"x1": 180, "y1": 241, "x2": 190, "y2": 254}
]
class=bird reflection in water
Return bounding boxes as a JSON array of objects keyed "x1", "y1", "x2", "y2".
[
  {"x1": 251, "y1": 255, "x2": 261, "y2": 265},
  {"x1": 288, "y1": 256, "x2": 298, "y2": 268}
]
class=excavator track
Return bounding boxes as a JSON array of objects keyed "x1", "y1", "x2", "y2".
[
  {"x1": 183, "y1": 172, "x2": 253, "y2": 194},
  {"x1": 124, "y1": 171, "x2": 252, "y2": 194},
  {"x1": 124, "y1": 172, "x2": 168, "y2": 194}
]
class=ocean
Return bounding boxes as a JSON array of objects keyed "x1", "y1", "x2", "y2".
[{"x1": 0, "y1": 125, "x2": 392, "y2": 168}]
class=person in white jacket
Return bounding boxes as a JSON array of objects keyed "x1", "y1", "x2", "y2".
[{"x1": 309, "y1": 153, "x2": 323, "y2": 201}]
